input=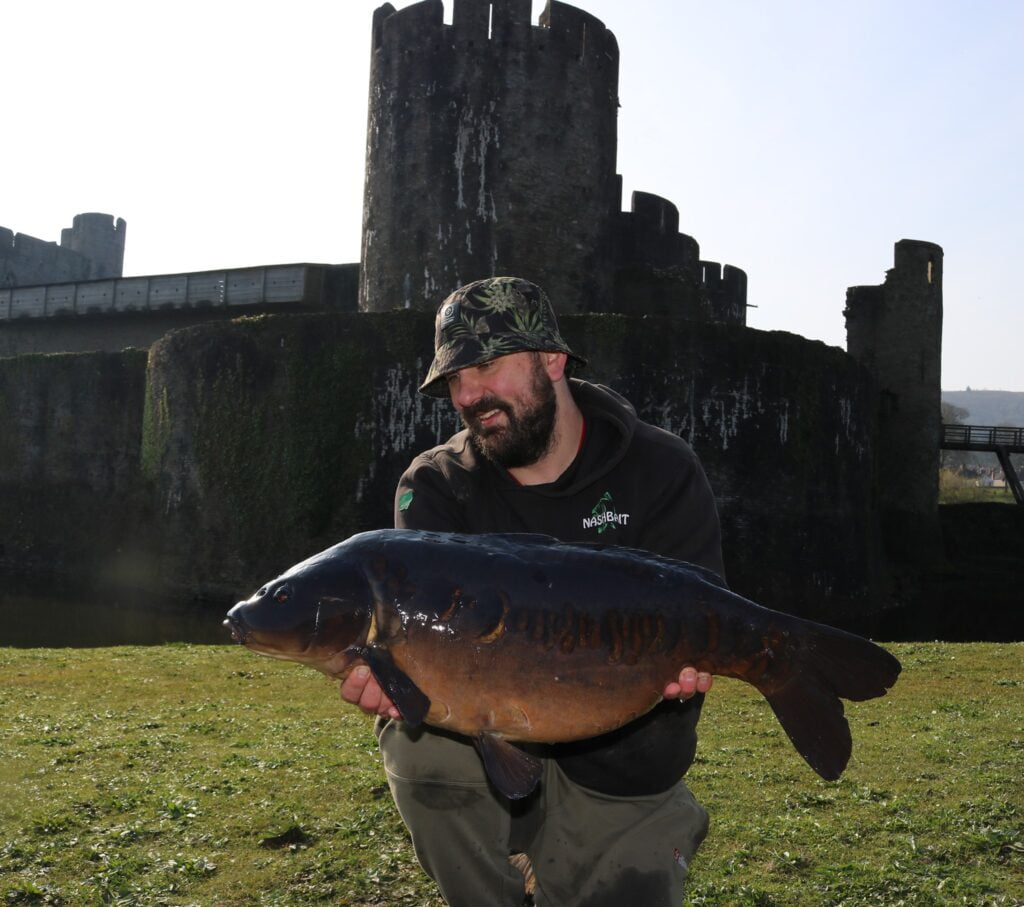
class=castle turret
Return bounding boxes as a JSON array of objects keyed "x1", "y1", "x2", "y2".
[
  {"x1": 360, "y1": 0, "x2": 621, "y2": 313},
  {"x1": 60, "y1": 213, "x2": 126, "y2": 280},
  {"x1": 845, "y1": 239, "x2": 943, "y2": 561}
]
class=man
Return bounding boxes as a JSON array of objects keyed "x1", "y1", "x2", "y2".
[{"x1": 342, "y1": 276, "x2": 723, "y2": 906}]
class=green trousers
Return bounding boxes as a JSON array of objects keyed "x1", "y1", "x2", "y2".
[{"x1": 376, "y1": 719, "x2": 709, "y2": 907}]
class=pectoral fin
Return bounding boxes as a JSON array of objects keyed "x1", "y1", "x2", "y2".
[
  {"x1": 354, "y1": 645, "x2": 431, "y2": 727},
  {"x1": 473, "y1": 733, "x2": 542, "y2": 800}
]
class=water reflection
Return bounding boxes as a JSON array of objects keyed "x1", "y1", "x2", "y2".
[{"x1": 1, "y1": 589, "x2": 230, "y2": 647}]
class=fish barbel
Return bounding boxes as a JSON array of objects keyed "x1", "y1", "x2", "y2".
[{"x1": 225, "y1": 529, "x2": 901, "y2": 798}]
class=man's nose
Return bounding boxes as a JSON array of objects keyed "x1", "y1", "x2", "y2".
[{"x1": 451, "y1": 372, "x2": 484, "y2": 409}]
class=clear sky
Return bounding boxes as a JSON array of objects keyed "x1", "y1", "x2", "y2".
[{"x1": 5, "y1": 0, "x2": 1022, "y2": 391}]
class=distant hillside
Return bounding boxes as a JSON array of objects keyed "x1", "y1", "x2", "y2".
[{"x1": 942, "y1": 389, "x2": 1024, "y2": 426}]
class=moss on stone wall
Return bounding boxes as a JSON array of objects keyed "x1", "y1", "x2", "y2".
[
  {"x1": 561, "y1": 315, "x2": 882, "y2": 618},
  {"x1": 0, "y1": 310, "x2": 892, "y2": 622},
  {"x1": 141, "y1": 311, "x2": 882, "y2": 622},
  {"x1": 143, "y1": 312, "x2": 458, "y2": 599},
  {"x1": 0, "y1": 349, "x2": 151, "y2": 588}
]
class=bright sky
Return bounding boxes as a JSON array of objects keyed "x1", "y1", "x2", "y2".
[{"x1": 5, "y1": 0, "x2": 1022, "y2": 391}]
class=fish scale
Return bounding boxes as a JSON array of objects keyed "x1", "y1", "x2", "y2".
[{"x1": 225, "y1": 528, "x2": 901, "y2": 799}]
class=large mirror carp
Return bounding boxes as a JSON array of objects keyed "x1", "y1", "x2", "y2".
[{"x1": 225, "y1": 530, "x2": 901, "y2": 798}]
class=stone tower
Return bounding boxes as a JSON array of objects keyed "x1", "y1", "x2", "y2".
[
  {"x1": 360, "y1": 0, "x2": 621, "y2": 313},
  {"x1": 845, "y1": 239, "x2": 944, "y2": 559},
  {"x1": 60, "y1": 213, "x2": 127, "y2": 280}
]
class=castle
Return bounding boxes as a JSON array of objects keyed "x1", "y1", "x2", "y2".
[
  {"x1": 1, "y1": 213, "x2": 125, "y2": 289},
  {"x1": 0, "y1": 0, "x2": 945, "y2": 626},
  {"x1": 361, "y1": 0, "x2": 747, "y2": 323}
]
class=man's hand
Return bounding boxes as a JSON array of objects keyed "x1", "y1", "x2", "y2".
[
  {"x1": 663, "y1": 666, "x2": 712, "y2": 700},
  {"x1": 340, "y1": 665, "x2": 401, "y2": 719}
]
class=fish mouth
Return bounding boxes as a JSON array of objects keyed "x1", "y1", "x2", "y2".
[{"x1": 223, "y1": 616, "x2": 249, "y2": 645}]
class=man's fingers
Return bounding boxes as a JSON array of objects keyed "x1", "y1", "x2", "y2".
[
  {"x1": 340, "y1": 666, "x2": 400, "y2": 718},
  {"x1": 664, "y1": 667, "x2": 714, "y2": 700},
  {"x1": 340, "y1": 665, "x2": 372, "y2": 706}
]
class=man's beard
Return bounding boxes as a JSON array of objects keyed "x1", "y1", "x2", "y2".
[{"x1": 462, "y1": 359, "x2": 557, "y2": 470}]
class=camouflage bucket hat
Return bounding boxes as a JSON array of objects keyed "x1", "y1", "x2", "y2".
[{"x1": 419, "y1": 276, "x2": 586, "y2": 397}]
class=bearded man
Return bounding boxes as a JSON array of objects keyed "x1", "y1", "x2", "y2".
[{"x1": 342, "y1": 276, "x2": 723, "y2": 907}]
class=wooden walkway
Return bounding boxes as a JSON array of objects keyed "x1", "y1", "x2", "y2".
[{"x1": 941, "y1": 424, "x2": 1024, "y2": 504}]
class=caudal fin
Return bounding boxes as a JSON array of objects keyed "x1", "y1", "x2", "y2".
[{"x1": 759, "y1": 625, "x2": 901, "y2": 780}]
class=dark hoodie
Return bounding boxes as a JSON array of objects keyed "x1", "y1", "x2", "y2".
[{"x1": 393, "y1": 380, "x2": 724, "y2": 795}]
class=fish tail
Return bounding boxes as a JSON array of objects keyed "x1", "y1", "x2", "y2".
[{"x1": 755, "y1": 623, "x2": 901, "y2": 780}]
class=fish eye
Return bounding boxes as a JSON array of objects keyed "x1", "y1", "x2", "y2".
[{"x1": 273, "y1": 585, "x2": 292, "y2": 604}]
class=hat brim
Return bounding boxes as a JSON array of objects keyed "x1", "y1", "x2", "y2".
[{"x1": 418, "y1": 347, "x2": 587, "y2": 398}]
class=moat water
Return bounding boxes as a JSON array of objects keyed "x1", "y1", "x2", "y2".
[{"x1": 0, "y1": 589, "x2": 229, "y2": 647}]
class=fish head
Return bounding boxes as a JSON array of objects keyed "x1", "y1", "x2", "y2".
[{"x1": 224, "y1": 542, "x2": 373, "y2": 675}]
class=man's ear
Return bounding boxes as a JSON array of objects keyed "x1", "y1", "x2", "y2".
[{"x1": 542, "y1": 351, "x2": 568, "y2": 382}]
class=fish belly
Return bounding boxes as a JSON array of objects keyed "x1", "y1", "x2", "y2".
[{"x1": 389, "y1": 632, "x2": 669, "y2": 743}]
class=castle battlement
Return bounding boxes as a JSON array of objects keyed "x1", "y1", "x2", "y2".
[
  {"x1": 362, "y1": 0, "x2": 621, "y2": 314},
  {"x1": 372, "y1": 0, "x2": 617, "y2": 65},
  {"x1": 60, "y1": 213, "x2": 126, "y2": 281},
  {"x1": 539, "y1": 2, "x2": 618, "y2": 64},
  {"x1": 845, "y1": 238, "x2": 944, "y2": 526},
  {"x1": 610, "y1": 188, "x2": 746, "y2": 323},
  {"x1": 1, "y1": 214, "x2": 125, "y2": 289},
  {"x1": 701, "y1": 261, "x2": 748, "y2": 324}
]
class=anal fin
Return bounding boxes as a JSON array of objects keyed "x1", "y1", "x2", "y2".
[
  {"x1": 354, "y1": 645, "x2": 431, "y2": 727},
  {"x1": 473, "y1": 733, "x2": 542, "y2": 800}
]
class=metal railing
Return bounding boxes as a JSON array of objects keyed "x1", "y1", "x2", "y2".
[{"x1": 941, "y1": 424, "x2": 1024, "y2": 453}]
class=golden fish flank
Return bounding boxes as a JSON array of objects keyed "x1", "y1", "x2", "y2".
[{"x1": 225, "y1": 529, "x2": 901, "y2": 799}]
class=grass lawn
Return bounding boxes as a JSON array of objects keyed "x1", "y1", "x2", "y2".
[
  {"x1": 1, "y1": 643, "x2": 1021, "y2": 906},
  {"x1": 939, "y1": 469, "x2": 1018, "y2": 505}
]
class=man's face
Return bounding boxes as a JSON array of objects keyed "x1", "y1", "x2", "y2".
[{"x1": 448, "y1": 352, "x2": 557, "y2": 469}]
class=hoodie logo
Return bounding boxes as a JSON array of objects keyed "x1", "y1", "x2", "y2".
[{"x1": 583, "y1": 491, "x2": 630, "y2": 534}]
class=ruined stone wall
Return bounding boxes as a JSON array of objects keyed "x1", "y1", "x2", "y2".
[
  {"x1": 1, "y1": 214, "x2": 125, "y2": 289},
  {"x1": 140, "y1": 311, "x2": 880, "y2": 623},
  {"x1": 610, "y1": 190, "x2": 747, "y2": 324},
  {"x1": 566, "y1": 316, "x2": 879, "y2": 617},
  {"x1": 60, "y1": 214, "x2": 127, "y2": 280},
  {"x1": 1, "y1": 227, "x2": 92, "y2": 288},
  {"x1": 4, "y1": 312, "x2": 1009, "y2": 637},
  {"x1": 846, "y1": 239, "x2": 943, "y2": 562},
  {"x1": 0, "y1": 349, "x2": 154, "y2": 591},
  {"x1": 360, "y1": 1, "x2": 747, "y2": 323}
]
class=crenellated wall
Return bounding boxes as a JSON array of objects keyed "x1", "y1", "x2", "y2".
[
  {"x1": 0, "y1": 348, "x2": 155, "y2": 592},
  {"x1": 700, "y1": 261, "x2": 747, "y2": 324},
  {"x1": 60, "y1": 213, "x2": 126, "y2": 280},
  {"x1": 360, "y1": 0, "x2": 746, "y2": 322},
  {"x1": 845, "y1": 239, "x2": 944, "y2": 563},
  {"x1": 4, "y1": 310, "x2": 1012, "y2": 638},
  {"x1": 0, "y1": 2, "x2": 954, "y2": 634},
  {"x1": 1, "y1": 214, "x2": 125, "y2": 289},
  {"x1": 361, "y1": 0, "x2": 621, "y2": 314},
  {"x1": 135, "y1": 311, "x2": 881, "y2": 622},
  {"x1": 611, "y1": 189, "x2": 747, "y2": 323}
]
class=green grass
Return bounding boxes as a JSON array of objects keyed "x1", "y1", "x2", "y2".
[
  {"x1": 1, "y1": 643, "x2": 1021, "y2": 906},
  {"x1": 939, "y1": 469, "x2": 1018, "y2": 505}
]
